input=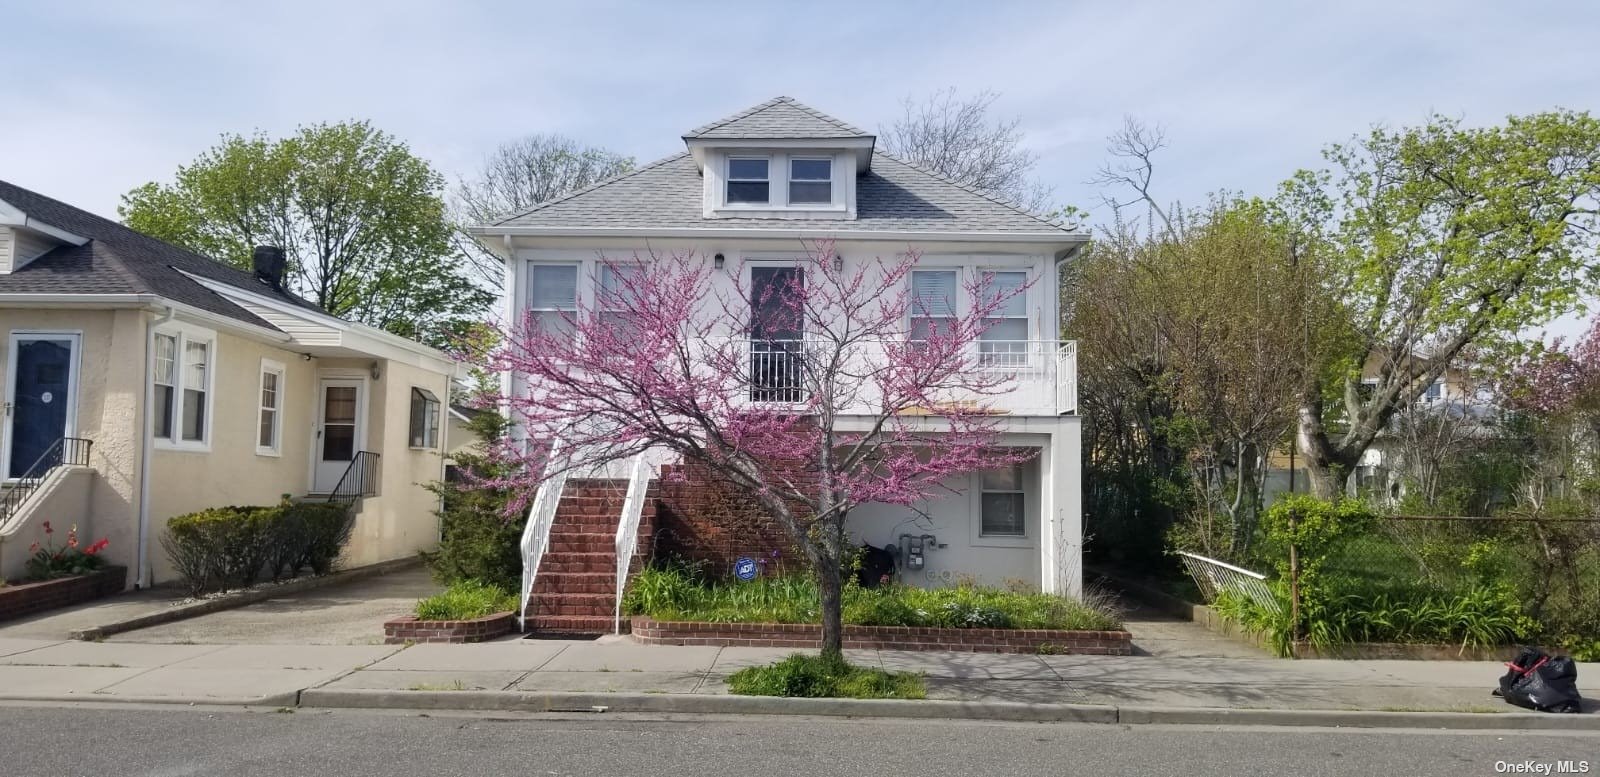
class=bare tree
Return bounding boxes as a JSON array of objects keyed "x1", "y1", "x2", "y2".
[
  {"x1": 452, "y1": 134, "x2": 635, "y2": 288},
  {"x1": 1089, "y1": 116, "x2": 1176, "y2": 236},
  {"x1": 879, "y1": 88, "x2": 1053, "y2": 213}
]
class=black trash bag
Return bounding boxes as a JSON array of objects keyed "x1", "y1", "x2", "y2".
[
  {"x1": 855, "y1": 543, "x2": 896, "y2": 588},
  {"x1": 1493, "y1": 647, "x2": 1583, "y2": 713}
]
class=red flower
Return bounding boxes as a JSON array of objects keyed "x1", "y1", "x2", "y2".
[
  {"x1": 28, "y1": 543, "x2": 39, "y2": 554},
  {"x1": 85, "y1": 538, "x2": 109, "y2": 556},
  {"x1": 42, "y1": 521, "x2": 52, "y2": 535}
]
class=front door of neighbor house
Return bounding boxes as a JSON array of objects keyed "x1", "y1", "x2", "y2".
[
  {"x1": 4, "y1": 333, "x2": 80, "y2": 479},
  {"x1": 313, "y1": 378, "x2": 363, "y2": 493}
]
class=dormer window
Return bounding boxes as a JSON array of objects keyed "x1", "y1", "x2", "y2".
[
  {"x1": 788, "y1": 158, "x2": 833, "y2": 204},
  {"x1": 727, "y1": 157, "x2": 770, "y2": 204}
]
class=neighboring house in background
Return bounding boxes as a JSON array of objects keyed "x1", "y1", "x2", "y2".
[
  {"x1": 443, "y1": 403, "x2": 487, "y2": 481},
  {"x1": 472, "y1": 97, "x2": 1086, "y2": 634},
  {"x1": 0, "y1": 180, "x2": 457, "y2": 587}
]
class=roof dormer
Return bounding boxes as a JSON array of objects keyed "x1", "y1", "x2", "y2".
[{"x1": 683, "y1": 97, "x2": 875, "y2": 221}]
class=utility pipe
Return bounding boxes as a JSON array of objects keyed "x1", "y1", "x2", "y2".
[{"x1": 135, "y1": 305, "x2": 175, "y2": 588}]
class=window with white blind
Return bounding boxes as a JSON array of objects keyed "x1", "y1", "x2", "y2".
[
  {"x1": 598, "y1": 264, "x2": 643, "y2": 335},
  {"x1": 152, "y1": 325, "x2": 215, "y2": 450},
  {"x1": 257, "y1": 359, "x2": 285, "y2": 455},
  {"x1": 909, "y1": 270, "x2": 958, "y2": 341},
  {"x1": 153, "y1": 333, "x2": 176, "y2": 439},
  {"x1": 526, "y1": 263, "x2": 578, "y2": 339},
  {"x1": 979, "y1": 271, "x2": 1029, "y2": 366}
]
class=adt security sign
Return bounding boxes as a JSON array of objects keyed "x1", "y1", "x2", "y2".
[{"x1": 734, "y1": 557, "x2": 759, "y2": 581}]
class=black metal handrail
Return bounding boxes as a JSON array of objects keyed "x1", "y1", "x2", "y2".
[
  {"x1": 1, "y1": 437, "x2": 93, "y2": 522},
  {"x1": 327, "y1": 451, "x2": 380, "y2": 504}
]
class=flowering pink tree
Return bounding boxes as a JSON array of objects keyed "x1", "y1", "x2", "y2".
[
  {"x1": 487, "y1": 240, "x2": 1034, "y2": 659},
  {"x1": 1498, "y1": 313, "x2": 1600, "y2": 507}
]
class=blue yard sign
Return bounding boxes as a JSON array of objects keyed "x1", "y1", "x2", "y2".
[{"x1": 734, "y1": 556, "x2": 759, "y2": 581}]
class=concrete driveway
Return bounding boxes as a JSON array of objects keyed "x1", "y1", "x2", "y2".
[{"x1": 110, "y1": 565, "x2": 441, "y2": 645}]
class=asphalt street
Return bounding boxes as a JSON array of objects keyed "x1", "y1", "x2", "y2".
[{"x1": 2, "y1": 703, "x2": 1595, "y2": 777}]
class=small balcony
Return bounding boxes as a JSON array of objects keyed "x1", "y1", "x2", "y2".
[{"x1": 737, "y1": 339, "x2": 1078, "y2": 416}]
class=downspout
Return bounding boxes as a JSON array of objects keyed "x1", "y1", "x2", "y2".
[{"x1": 135, "y1": 305, "x2": 175, "y2": 589}]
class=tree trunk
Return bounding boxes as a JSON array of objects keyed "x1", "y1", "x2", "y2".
[
  {"x1": 815, "y1": 556, "x2": 845, "y2": 664},
  {"x1": 1295, "y1": 392, "x2": 1358, "y2": 500}
]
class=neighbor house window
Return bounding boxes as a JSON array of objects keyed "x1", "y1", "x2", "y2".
[
  {"x1": 726, "y1": 157, "x2": 770, "y2": 204},
  {"x1": 1422, "y1": 380, "x2": 1443, "y2": 403},
  {"x1": 409, "y1": 387, "x2": 440, "y2": 448},
  {"x1": 978, "y1": 271, "x2": 1028, "y2": 366},
  {"x1": 152, "y1": 327, "x2": 214, "y2": 449},
  {"x1": 980, "y1": 465, "x2": 1026, "y2": 537},
  {"x1": 909, "y1": 270, "x2": 957, "y2": 341},
  {"x1": 788, "y1": 158, "x2": 832, "y2": 204},
  {"x1": 526, "y1": 263, "x2": 578, "y2": 339},
  {"x1": 153, "y1": 333, "x2": 177, "y2": 438},
  {"x1": 257, "y1": 359, "x2": 285, "y2": 455}
]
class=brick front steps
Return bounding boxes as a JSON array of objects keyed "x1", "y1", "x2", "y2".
[
  {"x1": 385, "y1": 611, "x2": 516, "y2": 644},
  {"x1": 524, "y1": 479, "x2": 656, "y2": 638},
  {"x1": 630, "y1": 616, "x2": 1134, "y2": 655},
  {"x1": 0, "y1": 566, "x2": 127, "y2": 623}
]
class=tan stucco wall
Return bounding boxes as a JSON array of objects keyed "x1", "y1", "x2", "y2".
[
  {"x1": 147, "y1": 327, "x2": 317, "y2": 582},
  {"x1": 0, "y1": 308, "x2": 143, "y2": 580},
  {"x1": 318, "y1": 357, "x2": 448, "y2": 568}
]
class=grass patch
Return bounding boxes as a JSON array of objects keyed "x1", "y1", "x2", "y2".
[
  {"x1": 726, "y1": 654, "x2": 926, "y2": 699},
  {"x1": 626, "y1": 566, "x2": 1121, "y2": 631},
  {"x1": 414, "y1": 580, "x2": 517, "y2": 621}
]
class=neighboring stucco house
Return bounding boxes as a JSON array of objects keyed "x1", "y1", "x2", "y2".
[
  {"x1": 471, "y1": 97, "x2": 1086, "y2": 632},
  {"x1": 0, "y1": 180, "x2": 456, "y2": 587}
]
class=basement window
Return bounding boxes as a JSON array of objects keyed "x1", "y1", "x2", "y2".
[{"x1": 979, "y1": 465, "x2": 1026, "y2": 537}]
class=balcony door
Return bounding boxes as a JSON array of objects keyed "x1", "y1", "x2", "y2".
[
  {"x1": 3, "y1": 332, "x2": 80, "y2": 479},
  {"x1": 748, "y1": 266, "x2": 804, "y2": 402}
]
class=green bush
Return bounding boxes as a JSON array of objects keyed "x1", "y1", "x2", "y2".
[
  {"x1": 163, "y1": 502, "x2": 354, "y2": 596},
  {"x1": 422, "y1": 411, "x2": 522, "y2": 590},
  {"x1": 414, "y1": 580, "x2": 518, "y2": 620},
  {"x1": 725, "y1": 653, "x2": 925, "y2": 699},
  {"x1": 623, "y1": 565, "x2": 1123, "y2": 631}
]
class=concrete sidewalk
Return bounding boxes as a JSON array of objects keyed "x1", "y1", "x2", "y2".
[{"x1": 1, "y1": 635, "x2": 1595, "y2": 723}]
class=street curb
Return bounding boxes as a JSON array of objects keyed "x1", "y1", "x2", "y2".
[
  {"x1": 295, "y1": 688, "x2": 1600, "y2": 730},
  {"x1": 69, "y1": 557, "x2": 423, "y2": 641},
  {"x1": 0, "y1": 691, "x2": 301, "y2": 707}
]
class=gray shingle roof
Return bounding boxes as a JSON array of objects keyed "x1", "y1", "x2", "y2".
[
  {"x1": 492, "y1": 151, "x2": 1074, "y2": 236},
  {"x1": 0, "y1": 179, "x2": 323, "y2": 329},
  {"x1": 684, "y1": 96, "x2": 873, "y2": 140}
]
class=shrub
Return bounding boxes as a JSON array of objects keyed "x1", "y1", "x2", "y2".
[
  {"x1": 163, "y1": 502, "x2": 354, "y2": 596},
  {"x1": 725, "y1": 653, "x2": 925, "y2": 699},
  {"x1": 422, "y1": 411, "x2": 522, "y2": 590},
  {"x1": 414, "y1": 580, "x2": 518, "y2": 620},
  {"x1": 624, "y1": 565, "x2": 1123, "y2": 631}
]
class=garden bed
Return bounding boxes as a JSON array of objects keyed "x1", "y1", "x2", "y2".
[
  {"x1": 385, "y1": 611, "x2": 517, "y2": 644},
  {"x1": 632, "y1": 616, "x2": 1133, "y2": 654},
  {"x1": 0, "y1": 566, "x2": 126, "y2": 623}
]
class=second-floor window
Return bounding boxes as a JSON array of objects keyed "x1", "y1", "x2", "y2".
[
  {"x1": 910, "y1": 269, "x2": 957, "y2": 341},
  {"x1": 979, "y1": 271, "x2": 1028, "y2": 365},
  {"x1": 727, "y1": 158, "x2": 770, "y2": 204},
  {"x1": 527, "y1": 263, "x2": 578, "y2": 339},
  {"x1": 599, "y1": 264, "x2": 643, "y2": 336},
  {"x1": 788, "y1": 158, "x2": 832, "y2": 204}
]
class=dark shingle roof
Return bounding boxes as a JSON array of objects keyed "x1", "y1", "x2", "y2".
[
  {"x1": 684, "y1": 96, "x2": 873, "y2": 140},
  {"x1": 0, "y1": 179, "x2": 321, "y2": 329},
  {"x1": 492, "y1": 151, "x2": 1073, "y2": 235}
]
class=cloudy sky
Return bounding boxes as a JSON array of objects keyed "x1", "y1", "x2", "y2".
[{"x1": 3, "y1": 0, "x2": 1596, "y2": 336}]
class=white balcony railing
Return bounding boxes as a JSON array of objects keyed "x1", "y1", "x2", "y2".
[{"x1": 733, "y1": 339, "x2": 1077, "y2": 416}]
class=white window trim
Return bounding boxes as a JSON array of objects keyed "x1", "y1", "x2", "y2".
[
  {"x1": 152, "y1": 322, "x2": 216, "y2": 453},
  {"x1": 725, "y1": 155, "x2": 773, "y2": 206},
  {"x1": 256, "y1": 357, "x2": 286, "y2": 457},
  {"x1": 787, "y1": 156, "x2": 834, "y2": 205},
  {"x1": 408, "y1": 386, "x2": 440, "y2": 450},
  {"x1": 970, "y1": 466, "x2": 1034, "y2": 549}
]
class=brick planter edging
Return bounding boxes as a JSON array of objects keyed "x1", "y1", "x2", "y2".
[
  {"x1": 631, "y1": 616, "x2": 1133, "y2": 655},
  {"x1": 385, "y1": 611, "x2": 517, "y2": 644},
  {"x1": 0, "y1": 566, "x2": 127, "y2": 623}
]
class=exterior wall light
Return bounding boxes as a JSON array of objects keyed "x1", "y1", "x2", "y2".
[
  {"x1": 714, "y1": 253, "x2": 725, "y2": 270},
  {"x1": 833, "y1": 254, "x2": 844, "y2": 272}
]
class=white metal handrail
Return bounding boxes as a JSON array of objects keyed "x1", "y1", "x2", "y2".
[
  {"x1": 1177, "y1": 551, "x2": 1282, "y2": 615},
  {"x1": 518, "y1": 439, "x2": 569, "y2": 632},
  {"x1": 613, "y1": 453, "x2": 651, "y2": 634}
]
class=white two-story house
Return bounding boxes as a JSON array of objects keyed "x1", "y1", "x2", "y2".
[{"x1": 473, "y1": 97, "x2": 1087, "y2": 622}]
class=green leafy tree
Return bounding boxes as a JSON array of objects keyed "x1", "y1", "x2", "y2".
[
  {"x1": 1281, "y1": 111, "x2": 1600, "y2": 497},
  {"x1": 120, "y1": 121, "x2": 492, "y2": 345}
]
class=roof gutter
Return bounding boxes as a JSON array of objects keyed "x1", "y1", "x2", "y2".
[{"x1": 474, "y1": 225, "x2": 1091, "y2": 244}]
